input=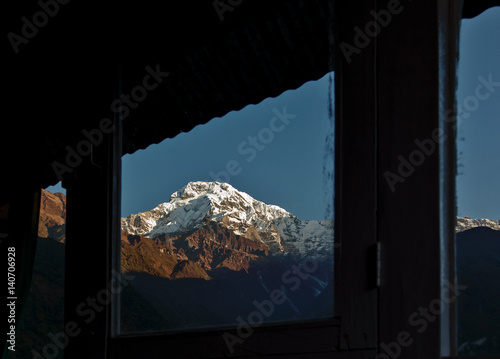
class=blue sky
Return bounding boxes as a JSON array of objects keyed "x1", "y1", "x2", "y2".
[
  {"x1": 120, "y1": 72, "x2": 335, "y2": 220},
  {"x1": 46, "y1": 73, "x2": 335, "y2": 221},
  {"x1": 456, "y1": 7, "x2": 500, "y2": 220}
]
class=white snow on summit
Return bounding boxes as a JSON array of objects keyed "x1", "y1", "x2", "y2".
[
  {"x1": 122, "y1": 181, "x2": 293, "y2": 236},
  {"x1": 121, "y1": 181, "x2": 334, "y2": 258}
]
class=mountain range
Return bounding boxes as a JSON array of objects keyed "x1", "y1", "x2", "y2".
[
  {"x1": 34, "y1": 182, "x2": 336, "y2": 334},
  {"x1": 34, "y1": 185, "x2": 500, "y2": 345},
  {"x1": 121, "y1": 181, "x2": 334, "y2": 278},
  {"x1": 37, "y1": 183, "x2": 500, "y2": 280},
  {"x1": 118, "y1": 181, "x2": 335, "y2": 330}
]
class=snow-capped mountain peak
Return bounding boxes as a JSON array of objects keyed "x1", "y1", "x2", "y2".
[
  {"x1": 121, "y1": 181, "x2": 334, "y2": 259},
  {"x1": 122, "y1": 181, "x2": 292, "y2": 238}
]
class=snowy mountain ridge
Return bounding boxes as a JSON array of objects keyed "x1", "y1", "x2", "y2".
[
  {"x1": 456, "y1": 216, "x2": 500, "y2": 233},
  {"x1": 121, "y1": 181, "x2": 334, "y2": 259}
]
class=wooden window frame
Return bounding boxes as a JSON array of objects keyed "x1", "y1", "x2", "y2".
[
  {"x1": 61, "y1": 0, "x2": 470, "y2": 358},
  {"x1": 107, "y1": 2, "x2": 379, "y2": 358}
]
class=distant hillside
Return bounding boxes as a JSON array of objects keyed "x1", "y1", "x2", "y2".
[
  {"x1": 456, "y1": 227, "x2": 500, "y2": 355},
  {"x1": 38, "y1": 189, "x2": 66, "y2": 242}
]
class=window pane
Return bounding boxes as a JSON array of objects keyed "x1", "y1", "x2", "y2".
[
  {"x1": 456, "y1": 7, "x2": 500, "y2": 356},
  {"x1": 119, "y1": 72, "x2": 335, "y2": 334},
  {"x1": 17, "y1": 186, "x2": 66, "y2": 359}
]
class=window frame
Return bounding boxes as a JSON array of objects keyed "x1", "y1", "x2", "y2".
[
  {"x1": 60, "y1": 0, "x2": 473, "y2": 358},
  {"x1": 374, "y1": 0, "x2": 462, "y2": 358},
  {"x1": 106, "y1": 1, "x2": 379, "y2": 357}
]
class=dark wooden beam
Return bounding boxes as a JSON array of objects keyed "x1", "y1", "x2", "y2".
[
  {"x1": 64, "y1": 139, "x2": 114, "y2": 359},
  {"x1": 376, "y1": 0, "x2": 456, "y2": 358},
  {"x1": 334, "y1": 0, "x2": 378, "y2": 350}
]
